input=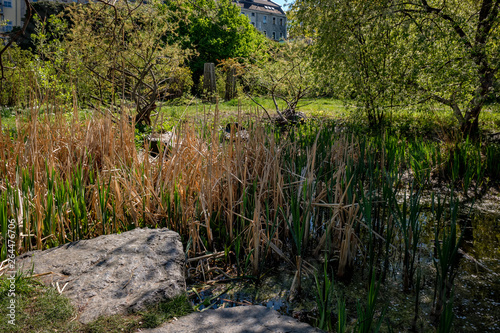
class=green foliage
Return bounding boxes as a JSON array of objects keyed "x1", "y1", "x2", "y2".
[
  {"x1": 141, "y1": 294, "x2": 192, "y2": 328},
  {"x1": 356, "y1": 272, "x2": 386, "y2": 333},
  {"x1": 31, "y1": 13, "x2": 74, "y2": 107},
  {"x1": 292, "y1": 0, "x2": 500, "y2": 136},
  {"x1": 18, "y1": 1, "x2": 71, "y2": 51},
  {"x1": 179, "y1": 0, "x2": 267, "y2": 79},
  {"x1": 431, "y1": 192, "x2": 463, "y2": 328},
  {"x1": 314, "y1": 258, "x2": 334, "y2": 331},
  {"x1": 63, "y1": 1, "x2": 192, "y2": 122},
  {"x1": 0, "y1": 44, "x2": 33, "y2": 107},
  {"x1": 244, "y1": 40, "x2": 314, "y2": 96},
  {"x1": 242, "y1": 40, "x2": 324, "y2": 118}
]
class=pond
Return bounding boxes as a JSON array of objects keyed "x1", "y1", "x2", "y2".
[{"x1": 187, "y1": 207, "x2": 500, "y2": 332}]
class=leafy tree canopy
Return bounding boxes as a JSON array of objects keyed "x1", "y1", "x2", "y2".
[
  {"x1": 18, "y1": 1, "x2": 71, "y2": 51},
  {"x1": 292, "y1": 0, "x2": 500, "y2": 137},
  {"x1": 177, "y1": 0, "x2": 268, "y2": 79}
]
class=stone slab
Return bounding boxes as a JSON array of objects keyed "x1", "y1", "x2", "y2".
[
  {"x1": 140, "y1": 305, "x2": 324, "y2": 333},
  {"x1": 17, "y1": 228, "x2": 185, "y2": 324}
]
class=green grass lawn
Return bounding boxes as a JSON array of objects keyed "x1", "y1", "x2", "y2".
[{"x1": 1, "y1": 97, "x2": 499, "y2": 138}]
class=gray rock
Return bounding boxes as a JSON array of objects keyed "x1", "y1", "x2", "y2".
[
  {"x1": 140, "y1": 305, "x2": 324, "y2": 333},
  {"x1": 17, "y1": 228, "x2": 185, "y2": 324},
  {"x1": 146, "y1": 132, "x2": 178, "y2": 157}
]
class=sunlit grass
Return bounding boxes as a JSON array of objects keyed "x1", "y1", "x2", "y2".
[{"x1": 0, "y1": 273, "x2": 192, "y2": 333}]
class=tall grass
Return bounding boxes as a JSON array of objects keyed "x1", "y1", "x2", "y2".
[
  {"x1": 0, "y1": 105, "x2": 496, "y2": 331},
  {"x1": 430, "y1": 192, "x2": 464, "y2": 328}
]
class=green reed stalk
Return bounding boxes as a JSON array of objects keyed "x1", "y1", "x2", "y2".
[
  {"x1": 54, "y1": 174, "x2": 68, "y2": 245},
  {"x1": 314, "y1": 256, "x2": 334, "y2": 332},
  {"x1": 260, "y1": 198, "x2": 279, "y2": 273},
  {"x1": 390, "y1": 182, "x2": 422, "y2": 292},
  {"x1": 97, "y1": 174, "x2": 112, "y2": 235},
  {"x1": 356, "y1": 271, "x2": 385, "y2": 333},
  {"x1": 412, "y1": 268, "x2": 422, "y2": 331},
  {"x1": 359, "y1": 180, "x2": 375, "y2": 278},
  {"x1": 0, "y1": 190, "x2": 8, "y2": 261},
  {"x1": 438, "y1": 293, "x2": 455, "y2": 333},
  {"x1": 431, "y1": 191, "x2": 463, "y2": 327},
  {"x1": 44, "y1": 165, "x2": 56, "y2": 246},
  {"x1": 486, "y1": 144, "x2": 500, "y2": 180},
  {"x1": 68, "y1": 164, "x2": 87, "y2": 240},
  {"x1": 20, "y1": 167, "x2": 34, "y2": 251},
  {"x1": 338, "y1": 294, "x2": 347, "y2": 333}
]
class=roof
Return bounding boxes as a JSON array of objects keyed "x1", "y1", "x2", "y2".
[{"x1": 235, "y1": 1, "x2": 286, "y2": 16}]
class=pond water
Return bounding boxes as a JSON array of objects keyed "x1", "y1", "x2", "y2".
[{"x1": 188, "y1": 208, "x2": 500, "y2": 332}]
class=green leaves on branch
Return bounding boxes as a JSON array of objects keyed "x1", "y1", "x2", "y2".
[{"x1": 292, "y1": 0, "x2": 500, "y2": 136}]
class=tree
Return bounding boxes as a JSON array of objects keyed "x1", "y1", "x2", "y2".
[
  {"x1": 18, "y1": 1, "x2": 70, "y2": 51},
  {"x1": 243, "y1": 40, "x2": 318, "y2": 124},
  {"x1": 180, "y1": 0, "x2": 268, "y2": 80},
  {"x1": 293, "y1": 0, "x2": 500, "y2": 137},
  {"x1": 63, "y1": 0, "x2": 192, "y2": 126}
]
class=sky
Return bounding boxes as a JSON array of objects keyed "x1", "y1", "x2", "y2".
[{"x1": 272, "y1": 0, "x2": 292, "y2": 10}]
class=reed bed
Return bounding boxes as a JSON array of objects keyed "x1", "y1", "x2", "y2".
[{"x1": 1, "y1": 107, "x2": 498, "y2": 331}]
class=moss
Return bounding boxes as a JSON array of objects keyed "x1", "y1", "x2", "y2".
[
  {"x1": 141, "y1": 294, "x2": 193, "y2": 328},
  {"x1": 83, "y1": 314, "x2": 140, "y2": 333}
]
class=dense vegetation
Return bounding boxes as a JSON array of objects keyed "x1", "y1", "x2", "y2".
[
  {"x1": 0, "y1": 1, "x2": 499, "y2": 332},
  {"x1": 292, "y1": 0, "x2": 500, "y2": 137}
]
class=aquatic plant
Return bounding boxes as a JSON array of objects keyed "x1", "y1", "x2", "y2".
[
  {"x1": 431, "y1": 192, "x2": 464, "y2": 328},
  {"x1": 356, "y1": 271, "x2": 386, "y2": 333}
]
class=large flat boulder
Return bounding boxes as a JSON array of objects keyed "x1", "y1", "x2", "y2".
[
  {"x1": 141, "y1": 305, "x2": 324, "y2": 333},
  {"x1": 17, "y1": 228, "x2": 185, "y2": 324}
]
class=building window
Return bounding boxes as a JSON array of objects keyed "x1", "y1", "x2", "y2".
[
  {"x1": 251, "y1": 22, "x2": 255, "y2": 26},
  {"x1": 251, "y1": 12, "x2": 255, "y2": 17},
  {"x1": 280, "y1": 32, "x2": 283, "y2": 39},
  {"x1": 263, "y1": 15, "x2": 267, "y2": 24},
  {"x1": 263, "y1": 31, "x2": 267, "y2": 37},
  {"x1": 273, "y1": 17, "x2": 276, "y2": 25},
  {"x1": 280, "y1": 18, "x2": 283, "y2": 26},
  {"x1": 4, "y1": 21, "x2": 13, "y2": 32},
  {"x1": 4, "y1": 1, "x2": 12, "y2": 7},
  {"x1": 272, "y1": 32, "x2": 276, "y2": 40}
]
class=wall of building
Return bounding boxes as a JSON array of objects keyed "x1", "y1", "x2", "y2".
[
  {"x1": 1, "y1": 0, "x2": 26, "y2": 32},
  {"x1": 241, "y1": 8, "x2": 286, "y2": 40}
]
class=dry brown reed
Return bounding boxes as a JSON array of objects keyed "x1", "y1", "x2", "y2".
[{"x1": 0, "y1": 109, "x2": 363, "y2": 278}]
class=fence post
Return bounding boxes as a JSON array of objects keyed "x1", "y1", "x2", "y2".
[
  {"x1": 203, "y1": 63, "x2": 217, "y2": 103},
  {"x1": 225, "y1": 67, "x2": 236, "y2": 101}
]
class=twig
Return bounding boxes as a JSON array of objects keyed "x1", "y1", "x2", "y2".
[
  {"x1": 187, "y1": 251, "x2": 225, "y2": 263},
  {"x1": 221, "y1": 299, "x2": 252, "y2": 306},
  {"x1": 458, "y1": 248, "x2": 498, "y2": 276},
  {"x1": 32, "y1": 271, "x2": 54, "y2": 278}
]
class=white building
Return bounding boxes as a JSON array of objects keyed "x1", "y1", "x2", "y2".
[
  {"x1": 235, "y1": 0, "x2": 287, "y2": 40},
  {"x1": 1, "y1": 0, "x2": 27, "y2": 32}
]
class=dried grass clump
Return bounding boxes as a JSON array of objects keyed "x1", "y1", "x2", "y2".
[{"x1": 0, "y1": 110, "x2": 362, "y2": 278}]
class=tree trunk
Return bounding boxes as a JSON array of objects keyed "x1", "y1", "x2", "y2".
[
  {"x1": 203, "y1": 63, "x2": 217, "y2": 103},
  {"x1": 135, "y1": 102, "x2": 156, "y2": 127},
  {"x1": 225, "y1": 67, "x2": 236, "y2": 101},
  {"x1": 461, "y1": 111, "x2": 480, "y2": 139}
]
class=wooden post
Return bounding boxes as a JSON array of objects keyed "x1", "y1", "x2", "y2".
[
  {"x1": 203, "y1": 63, "x2": 216, "y2": 103},
  {"x1": 225, "y1": 67, "x2": 236, "y2": 101}
]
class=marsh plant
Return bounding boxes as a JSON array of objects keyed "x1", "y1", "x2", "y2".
[
  {"x1": 430, "y1": 192, "x2": 465, "y2": 328},
  {"x1": 0, "y1": 106, "x2": 496, "y2": 332}
]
